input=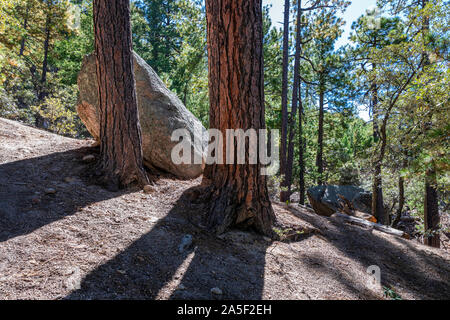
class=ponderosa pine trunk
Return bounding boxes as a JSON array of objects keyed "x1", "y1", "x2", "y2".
[
  {"x1": 93, "y1": 0, "x2": 149, "y2": 189},
  {"x1": 279, "y1": 0, "x2": 291, "y2": 203},
  {"x1": 203, "y1": 0, "x2": 275, "y2": 236}
]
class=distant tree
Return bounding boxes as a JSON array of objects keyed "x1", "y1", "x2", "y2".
[
  {"x1": 39, "y1": 0, "x2": 69, "y2": 99},
  {"x1": 134, "y1": 0, "x2": 180, "y2": 75},
  {"x1": 420, "y1": 0, "x2": 440, "y2": 248},
  {"x1": 132, "y1": 0, "x2": 209, "y2": 125},
  {"x1": 51, "y1": 0, "x2": 94, "y2": 86},
  {"x1": 93, "y1": 0, "x2": 149, "y2": 189},
  {"x1": 279, "y1": 0, "x2": 291, "y2": 203},
  {"x1": 378, "y1": 0, "x2": 448, "y2": 246},
  {"x1": 351, "y1": 14, "x2": 409, "y2": 225},
  {"x1": 280, "y1": 0, "x2": 349, "y2": 201},
  {"x1": 301, "y1": 3, "x2": 349, "y2": 186}
]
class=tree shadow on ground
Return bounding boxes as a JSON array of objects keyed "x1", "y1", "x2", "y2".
[
  {"x1": 0, "y1": 147, "x2": 148, "y2": 242},
  {"x1": 65, "y1": 189, "x2": 315, "y2": 300},
  {"x1": 288, "y1": 205, "x2": 450, "y2": 299},
  {"x1": 299, "y1": 253, "x2": 382, "y2": 300},
  {"x1": 0, "y1": 146, "x2": 311, "y2": 300}
]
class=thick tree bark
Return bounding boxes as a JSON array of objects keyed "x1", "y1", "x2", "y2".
[
  {"x1": 284, "y1": 0, "x2": 303, "y2": 202},
  {"x1": 93, "y1": 0, "x2": 149, "y2": 189},
  {"x1": 316, "y1": 87, "x2": 324, "y2": 185},
  {"x1": 279, "y1": 0, "x2": 291, "y2": 203},
  {"x1": 203, "y1": 0, "x2": 275, "y2": 236}
]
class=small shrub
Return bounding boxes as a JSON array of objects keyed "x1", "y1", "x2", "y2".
[
  {"x1": 31, "y1": 85, "x2": 89, "y2": 138},
  {"x1": 338, "y1": 162, "x2": 361, "y2": 185}
]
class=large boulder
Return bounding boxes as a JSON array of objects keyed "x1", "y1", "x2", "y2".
[
  {"x1": 307, "y1": 185, "x2": 372, "y2": 217},
  {"x1": 77, "y1": 52, "x2": 206, "y2": 179}
]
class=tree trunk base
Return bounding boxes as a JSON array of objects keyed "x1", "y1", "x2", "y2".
[
  {"x1": 92, "y1": 161, "x2": 150, "y2": 191},
  {"x1": 200, "y1": 184, "x2": 275, "y2": 237}
]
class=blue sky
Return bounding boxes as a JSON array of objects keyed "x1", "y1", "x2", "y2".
[
  {"x1": 263, "y1": 0, "x2": 378, "y2": 48},
  {"x1": 262, "y1": 0, "x2": 377, "y2": 120}
]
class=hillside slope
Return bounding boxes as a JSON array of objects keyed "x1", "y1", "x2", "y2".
[{"x1": 0, "y1": 118, "x2": 449, "y2": 300}]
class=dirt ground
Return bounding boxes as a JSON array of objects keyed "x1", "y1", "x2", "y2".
[{"x1": 0, "y1": 117, "x2": 449, "y2": 300}]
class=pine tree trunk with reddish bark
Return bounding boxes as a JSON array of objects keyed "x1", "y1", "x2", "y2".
[
  {"x1": 203, "y1": 0, "x2": 275, "y2": 236},
  {"x1": 93, "y1": 0, "x2": 149, "y2": 190}
]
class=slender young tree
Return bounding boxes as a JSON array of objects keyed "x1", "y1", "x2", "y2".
[
  {"x1": 279, "y1": 0, "x2": 291, "y2": 203},
  {"x1": 93, "y1": 0, "x2": 149, "y2": 189},
  {"x1": 378, "y1": 0, "x2": 445, "y2": 240},
  {"x1": 421, "y1": 0, "x2": 440, "y2": 248},
  {"x1": 303, "y1": 6, "x2": 348, "y2": 185},
  {"x1": 298, "y1": 82, "x2": 306, "y2": 205},
  {"x1": 285, "y1": 0, "x2": 303, "y2": 199},
  {"x1": 203, "y1": 0, "x2": 275, "y2": 235},
  {"x1": 19, "y1": 0, "x2": 31, "y2": 56},
  {"x1": 39, "y1": 0, "x2": 67, "y2": 100},
  {"x1": 351, "y1": 15, "x2": 406, "y2": 224},
  {"x1": 284, "y1": 0, "x2": 349, "y2": 200},
  {"x1": 316, "y1": 78, "x2": 325, "y2": 184}
]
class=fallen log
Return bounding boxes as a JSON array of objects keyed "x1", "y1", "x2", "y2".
[
  {"x1": 297, "y1": 204, "x2": 316, "y2": 213},
  {"x1": 333, "y1": 212, "x2": 410, "y2": 239}
]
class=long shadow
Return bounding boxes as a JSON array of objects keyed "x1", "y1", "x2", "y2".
[
  {"x1": 0, "y1": 147, "x2": 135, "y2": 242},
  {"x1": 288, "y1": 205, "x2": 450, "y2": 299},
  {"x1": 64, "y1": 188, "x2": 289, "y2": 300},
  {"x1": 300, "y1": 253, "x2": 382, "y2": 300},
  {"x1": 0, "y1": 146, "x2": 307, "y2": 300},
  {"x1": 10, "y1": 148, "x2": 443, "y2": 299}
]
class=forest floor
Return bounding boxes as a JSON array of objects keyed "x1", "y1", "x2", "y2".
[{"x1": 0, "y1": 117, "x2": 449, "y2": 300}]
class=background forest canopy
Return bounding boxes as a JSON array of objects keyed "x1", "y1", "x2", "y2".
[{"x1": 0, "y1": 1, "x2": 449, "y2": 237}]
